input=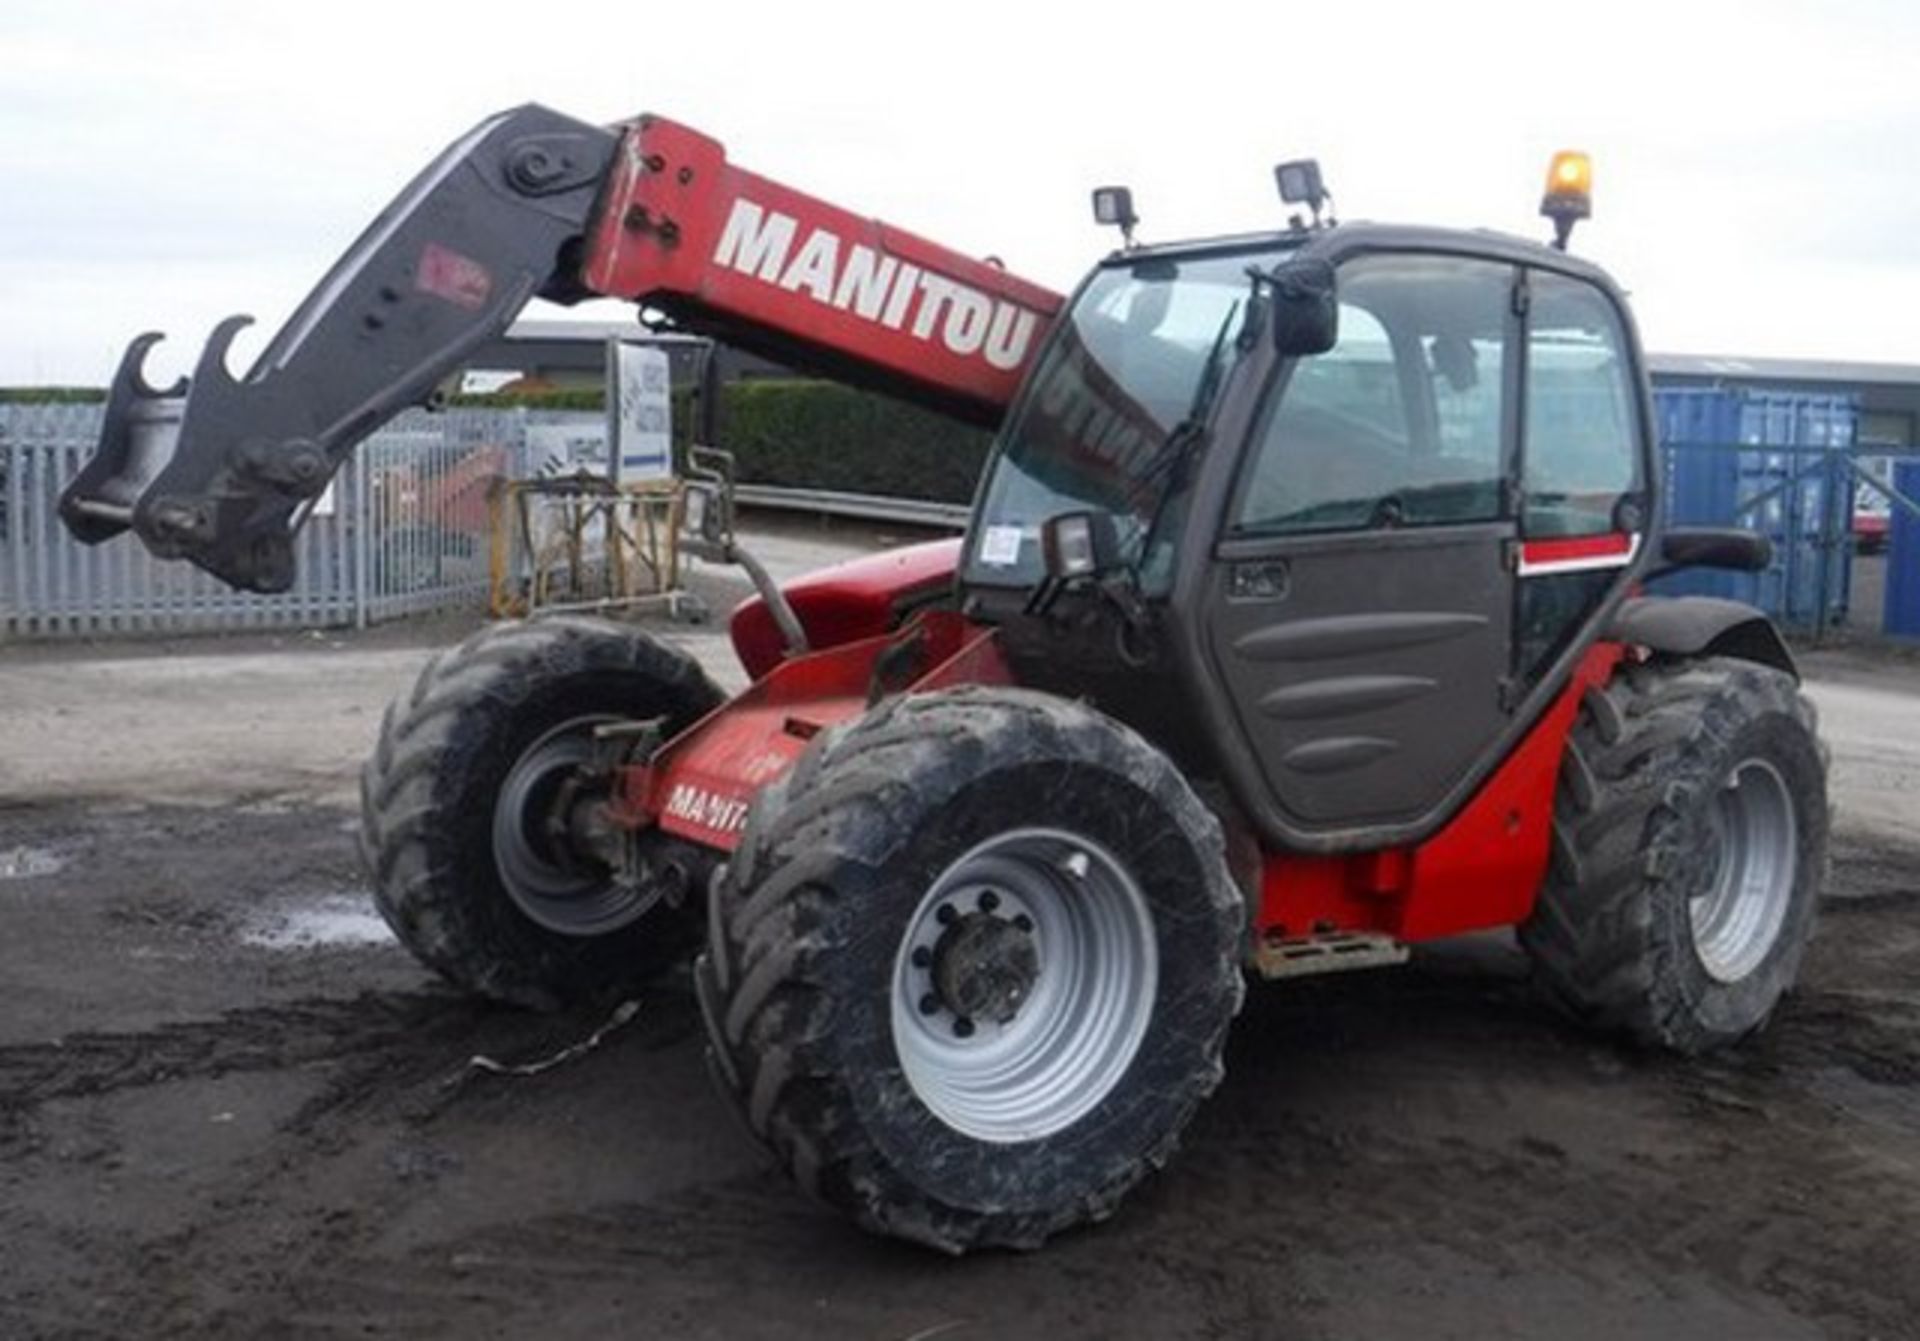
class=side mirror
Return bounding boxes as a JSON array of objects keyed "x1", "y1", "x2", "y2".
[
  {"x1": 1041, "y1": 510, "x2": 1121, "y2": 581},
  {"x1": 1271, "y1": 258, "x2": 1339, "y2": 357}
]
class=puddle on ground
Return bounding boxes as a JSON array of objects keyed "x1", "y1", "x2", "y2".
[
  {"x1": 242, "y1": 892, "x2": 396, "y2": 950},
  {"x1": 0, "y1": 846, "x2": 67, "y2": 880}
]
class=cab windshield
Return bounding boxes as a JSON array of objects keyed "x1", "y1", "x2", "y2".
[{"x1": 965, "y1": 245, "x2": 1292, "y2": 592}]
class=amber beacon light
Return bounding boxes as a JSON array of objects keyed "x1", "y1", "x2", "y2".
[{"x1": 1540, "y1": 150, "x2": 1593, "y2": 251}]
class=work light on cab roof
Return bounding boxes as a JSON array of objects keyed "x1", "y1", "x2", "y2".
[
  {"x1": 1090, "y1": 185, "x2": 1138, "y2": 249},
  {"x1": 1274, "y1": 158, "x2": 1332, "y2": 229}
]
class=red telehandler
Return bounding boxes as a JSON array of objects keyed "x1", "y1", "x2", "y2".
[{"x1": 63, "y1": 108, "x2": 1828, "y2": 1252}]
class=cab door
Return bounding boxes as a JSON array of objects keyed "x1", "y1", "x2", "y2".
[{"x1": 1198, "y1": 252, "x2": 1521, "y2": 843}]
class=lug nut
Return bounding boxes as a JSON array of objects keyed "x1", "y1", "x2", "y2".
[
  {"x1": 935, "y1": 904, "x2": 957, "y2": 926},
  {"x1": 1013, "y1": 914, "x2": 1034, "y2": 933},
  {"x1": 978, "y1": 890, "x2": 1000, "y2": 913},
  {"x1": 911, "y1": 945, "x2": 932, "y2": 969},
  {"x1": 919, "y1": 993, "x2": 940, "y2": 1016},
  {"x1": 952, "y1": 1017, "x2": 975, "y2": 1039}
]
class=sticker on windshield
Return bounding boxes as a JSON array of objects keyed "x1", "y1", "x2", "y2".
[{"x1": 978, "y1": 525, "x2": 1023, "y2": 567}]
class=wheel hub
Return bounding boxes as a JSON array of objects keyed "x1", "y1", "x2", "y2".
[
  {"x1": 493, "y1": 715, "x2": 660, "y2": 938},
  {"x1": 890, "y1": 828, "x2": 1158, "y2": 1144},
  {"x1": 930, "y1": 906, "x2": 1040, "y2": 1026},
  {"x1": 1689, "y1": 757, "x2": 1799, "y2": 984}
]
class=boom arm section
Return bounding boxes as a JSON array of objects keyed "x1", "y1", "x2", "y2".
[
  {"x1": 581, "y1": 116, "x2": 1060, "y2": 426},
  {"x1": 63, "y1": 105, "x2": 1063, "y2": 592}
]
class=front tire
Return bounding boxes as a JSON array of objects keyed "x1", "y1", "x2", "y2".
[
  {"x1": 699, "y1": 687, "x2": 1245, "y2": 1253},
  {"x1": 361, "y1": 616, "x2": 723, "y2": 1009},
  {"x1": 1520, "y1": 655, "x2": 1829, "y2": 1053}
]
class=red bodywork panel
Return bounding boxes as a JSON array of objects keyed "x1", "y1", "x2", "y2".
[
  {"x1": 581, "y1": 116, "x2": 1064, "y2": 424},
  {"x1": 1256, "y1": 643, "x2": 1623, "y2": 943},
  {"x1": 1517, "y1": 531, "x2": 1641, "y2": 578},
  {"x1": 621, "y1": 607, "x2": 1621, "y2": 941},
  {"x1": 730, "y1": 537, "x2": 963, "y2": 681},
  {"x1": 617, "y1": 610, "x2": 1012, "y2": 850}
]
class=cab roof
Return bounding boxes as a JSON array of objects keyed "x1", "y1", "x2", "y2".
[{"x1": 1102, "y1": 220, "x2": 1624, "y2": 292}]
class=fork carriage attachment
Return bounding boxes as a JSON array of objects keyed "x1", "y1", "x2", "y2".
[
  {"x1": 60, "y1": 99, "x2": 1060, "y2": 595},
  {"x1": 60, "y1": 105, "x2": 617, "y2": 592}
]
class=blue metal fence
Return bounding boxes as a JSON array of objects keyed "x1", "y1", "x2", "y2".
[{"x1": 0, "y1": 405, "x2": 557, "y2": 639}]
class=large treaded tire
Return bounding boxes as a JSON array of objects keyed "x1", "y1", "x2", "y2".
[
  {"x1": 360, "y1": 616, "x2": 723, "y2": 1009},
  {"x1": 1520, "y1": 655, "x2": 1829, "y2": 1053},
  {"x1": 698, "y1": 687, "x2": 1245, "y2": 1253}
]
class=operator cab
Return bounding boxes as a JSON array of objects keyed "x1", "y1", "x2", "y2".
[{"x1": 961, "y1": 177, "x2": 1654, "y2": 853}]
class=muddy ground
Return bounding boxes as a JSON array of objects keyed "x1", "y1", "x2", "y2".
[{"x1": 2, "y1": 526, "x2": 1918, "y2": 1340}]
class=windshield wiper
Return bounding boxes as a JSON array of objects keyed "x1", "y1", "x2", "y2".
[
  {"x1": 1128, "y1": 298, "x2": 1245, "y2": 512},
  {"x1": 1024, "y1": 303, "x2": 1246, "y2": 631}
]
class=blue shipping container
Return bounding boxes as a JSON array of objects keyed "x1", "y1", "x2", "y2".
[{"x1": 1651, "y1": 385, "x2": 1858, "y2": 629}]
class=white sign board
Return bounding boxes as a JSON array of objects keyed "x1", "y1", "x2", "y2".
[
  {"x1": 527, "y1": 423, "x2": 609, "y2": 477},
  {"x1": 611, "y1": 341, "x2": 674, "y2": 483},
  {"x1": 459, "y1": 368, "x2": 523, "y2": 394}
]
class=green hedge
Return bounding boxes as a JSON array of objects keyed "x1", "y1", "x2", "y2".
[
  {"x1": 709, "y1": 380, "x2": 990, "y2": 504},
  {"x1": 447, "y1": 388, "x2": 604, "y2": 411},
  {"x1": 0, "y1": 387, "x2": 107, "y2": 404}
]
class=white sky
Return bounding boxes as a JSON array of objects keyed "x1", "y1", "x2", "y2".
[{"x1": 3, "y1": 0, "x2": 1917, "y2": 384}]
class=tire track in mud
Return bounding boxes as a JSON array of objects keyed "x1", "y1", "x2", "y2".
[
  {"x1": 0, "y1": 984, "x2": 703, "y2": 1114},
  {"x1": 2, "y1": 986, "x2": 710, "y2": 1336},
  {"x1": 0, "y1": 998, "x2": 439, "y2": 1189},
  {"x1": 0, "y1": 991, "x2": 472, "y2": 1334}
]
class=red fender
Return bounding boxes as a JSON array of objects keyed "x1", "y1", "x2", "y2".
[{"x1": 729, "y1": 536, "x2": 962, "y2": 680}]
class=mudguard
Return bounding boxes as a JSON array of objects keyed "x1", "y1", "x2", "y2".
[
  {"x1": 1607, "y1": 595, "x2": 1798, "y2": 679},
  {"x1": 729, "y1": 537, "x2": 961, "y2": 680}
]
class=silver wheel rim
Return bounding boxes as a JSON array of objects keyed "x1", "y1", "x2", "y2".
[
  {"x1": 889, "y1": 827, "x2": 1157, "y2": 1145},
  {"x1": 1689, "y1": 757, "x2": 1799, "y2": 984},
  {"x1": 492, "y1": 715, "x2": 647, "y2": 937}
]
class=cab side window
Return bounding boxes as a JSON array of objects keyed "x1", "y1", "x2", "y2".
[
  {"x1": 1232, "y1": 254, "x2": 1512, "y2": 536},
  {"x1": 1523, "y1": 274, "x2": 1643, "y2": 536},
  {"x1": 1514, "y1": 271, "x2": 1647, "y2": 686},
  {"x1": 1232, "y1": 301, "x2": 1405, "y2": 534}
]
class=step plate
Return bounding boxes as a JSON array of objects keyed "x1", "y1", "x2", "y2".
[{"x1": 1254, "y1": 932, "x2": 1410, "y2": 980}]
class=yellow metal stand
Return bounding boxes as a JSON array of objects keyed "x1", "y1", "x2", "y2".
[{"x1": 488, "y1": 474, "x2": 695, "y2": 620}]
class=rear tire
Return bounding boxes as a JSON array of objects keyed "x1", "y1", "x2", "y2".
[
  {"x1": 361, "y1": 616, "x2": 723, "y2": 1009},
  {"x1": 698, "y1": 687, "x2": 1245, "y2": 1253},
  {"x1": 1520, "y1": 655, "x2": 1829, "y2": 1053}
]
